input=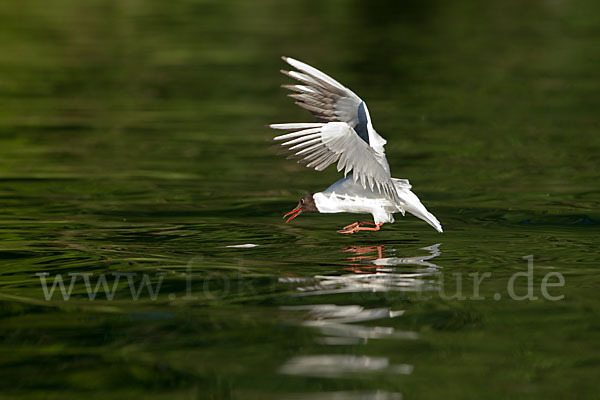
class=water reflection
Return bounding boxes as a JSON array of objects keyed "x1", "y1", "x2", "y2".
[
  {"x1": 279, "y1": 354, "x2": 414, "y2": 378},
  {"x1": 280, "y1": 244, "x2": 442, "y2": 295},
  {"x1": 281, "y1": 304, "x2": 417, "y2": 345},
  {"x1": 278, "y1": 244, "x2": 442, "y2": 385},
  {"x1": 280, "y1": 390, "x2": 403, "y2": 400}
]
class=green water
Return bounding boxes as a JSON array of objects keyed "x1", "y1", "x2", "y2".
[{"x1": 1, "y1": 0, "x2": 599, "y2": 398}]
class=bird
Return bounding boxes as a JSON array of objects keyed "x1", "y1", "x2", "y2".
[{"x1": 270, "y1": 56, "x2": 443, "y2": 234}]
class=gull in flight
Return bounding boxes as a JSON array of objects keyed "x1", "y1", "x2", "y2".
[{"x1": 270, "y1": 57, "x2": 442, "y2": 234}]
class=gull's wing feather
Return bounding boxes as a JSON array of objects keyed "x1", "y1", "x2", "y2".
[
  {"x1": 271, "y1": 122, "x2": 400, "y2": 203},
  {"x1": 280, "y1": 56, "x2": 388, "y2": 153}
]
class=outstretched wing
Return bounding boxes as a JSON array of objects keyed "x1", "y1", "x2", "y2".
[
  {"x1": 279, "y1": 56, "x2": 388, "y2": 154},
  {"x1": 271, "y1": 122, "x2": 400, "y2": 203}
]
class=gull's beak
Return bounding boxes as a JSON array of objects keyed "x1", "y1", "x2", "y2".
[{"x1": 283, "y1": 206, "x2": 302, "y2": 223}]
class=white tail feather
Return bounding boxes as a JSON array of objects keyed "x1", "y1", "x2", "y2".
[{"x1": 393, "y1": 179, "x2": 443, "y2": 233}]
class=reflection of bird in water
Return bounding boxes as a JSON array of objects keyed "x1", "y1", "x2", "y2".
[
  {"x1": 270, "y1": 56, "x2": 443, "y2": 234},
  {"x1": 278, "y1": 244, "x2": 442, "y2": 385},
  {"x1": 343, "y1": 245, "x2": 385, "y2": 263},
  {"x1": 343, "y1": 243, "x2": 441, "y2": 273},
  {"x1": 279, "y1": 244, "x2": 442, "y2": 295}
]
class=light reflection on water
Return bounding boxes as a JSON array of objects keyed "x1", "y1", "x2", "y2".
[
  {"x1": 280, "y1": 390, "x2": 403, "y2": 400},
  {"x1": 279, "y1": 354, "x2": 414, "y2": 378},
  {"x1": 278, "y1": 244, "x2": 441, "y2": 387},
  {"x1": 280, "y1": 244, "x2": 442, "y2": 295},
  {"x1": 281, "y1": 304, "x2": 416, "y2": 345}
]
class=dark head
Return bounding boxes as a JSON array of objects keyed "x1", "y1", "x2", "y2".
[{"x1": 283, "y1": 194, "x2": 318, "y2": 223}]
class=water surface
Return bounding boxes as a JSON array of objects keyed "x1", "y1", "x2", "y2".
[{"x1": 1, "y1": 0, "x2": 599, "y2": 398}]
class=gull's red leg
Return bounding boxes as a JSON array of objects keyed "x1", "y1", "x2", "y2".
[
  {"x1": 337, "y1": 222, "x2": 383, "y2": 234},
  {"x1": 354, "y1": 223, "x2": 383, "y2": 232}
]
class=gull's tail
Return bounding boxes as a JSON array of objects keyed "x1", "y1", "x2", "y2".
[{"x1": 393, "y1": 179, "x2": 443, "y2": 233}]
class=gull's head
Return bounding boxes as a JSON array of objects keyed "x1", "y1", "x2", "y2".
[{"x1": 283, "y1": 194, "x2": 318, "y2": 223}]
